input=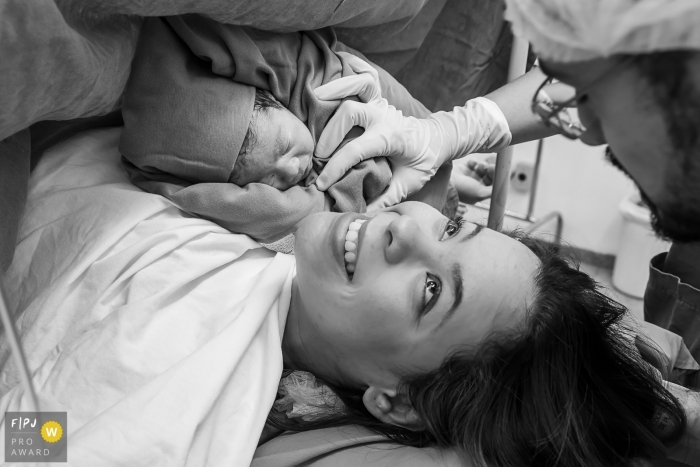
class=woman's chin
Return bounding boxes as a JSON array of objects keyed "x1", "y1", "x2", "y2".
[
  {"x1": 295, "y1": 211, "x2": 347, "y2": 285},
  {"x1": 296, "y1": 211, "x2": 332, "y2": 243},
  {"x1": 295, "y1": 212, "x2": 335, "y2": 261}
]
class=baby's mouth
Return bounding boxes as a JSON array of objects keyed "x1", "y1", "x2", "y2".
[
  {"x1": 343, "y1": 218, "x2": 366, "y2": 278},
  {"x1": 294, "y1": 155, "x2": 314, "y2": 185}
]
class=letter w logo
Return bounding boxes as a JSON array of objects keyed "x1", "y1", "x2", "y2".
[{"x1": 46, "y1": 428, "x2": 57, "y2": 436}]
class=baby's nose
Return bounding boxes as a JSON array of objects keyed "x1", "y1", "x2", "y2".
[{"x1": 277, "y1": 159, "x2": 300, "y2": 182}]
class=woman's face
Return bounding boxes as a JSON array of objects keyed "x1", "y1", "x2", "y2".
[{"x1": 284, "y1": 202, "x2": 540, "y2": 390}]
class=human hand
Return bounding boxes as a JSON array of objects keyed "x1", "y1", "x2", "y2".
[
  {"x1": 313, "y1": 52, "x2": 443, "y2": 208},
  {"x1": 313, "y1": 96, "x2": 442, "y2": 210},
  {"x1": 314, "y1": 51, "x2": 511, "y2": 208},
  {"x1": 314, "y1": 51, "x2": 382, "y2": 104},
  {"x1": 450, "y1": 156, "x2": 496, "y2": 205}
]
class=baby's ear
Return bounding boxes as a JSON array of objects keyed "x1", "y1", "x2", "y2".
[{"x1": 362, "y1": 386, "x2": 425, "y2": 431}]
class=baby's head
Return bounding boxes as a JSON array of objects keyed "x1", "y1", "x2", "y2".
[{"x1": 230, "y1": 89, "x2": 315, "y2": 190}]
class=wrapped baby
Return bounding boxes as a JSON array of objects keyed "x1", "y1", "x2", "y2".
[{"x1": 119, "y1": 16, "x2": 498, "y2": 250}]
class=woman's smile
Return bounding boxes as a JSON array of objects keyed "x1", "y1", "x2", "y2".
[
  {"x1": 343, "y1": 218, "x2": 367, "y2": 277},
  {"x1": 329, "y1": 212, "x2": 369, "y2": 281}
]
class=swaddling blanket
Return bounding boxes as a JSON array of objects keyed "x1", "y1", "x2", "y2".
[{"x1": 0, "y1": 127, "x2": 295, "y2": 466}]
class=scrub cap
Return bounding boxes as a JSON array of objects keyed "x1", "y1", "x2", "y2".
[{"x1": 504, "y1": 0, "x2": 700, "y2": 62}]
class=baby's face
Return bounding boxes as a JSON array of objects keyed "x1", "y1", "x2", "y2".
[{"x1": 233, "y1": 106, "x2": 314, "y2": 190}]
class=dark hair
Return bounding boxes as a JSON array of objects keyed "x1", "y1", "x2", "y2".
[
  {"x1": 231, "y1": 89, "x2": 284, "y2": 184},
  {"x1": 622, "y1": 50, "x2": 700, "y2": 242},
  {"x1": 629, "y1": 51, "x2": 700, "y2": 168},
  {"x1": 268, "y1": 233, "x2": 687, "y2": 466}
]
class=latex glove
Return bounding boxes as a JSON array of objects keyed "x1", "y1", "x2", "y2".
[
  {"x1": 451, "y1": 155, "x2": 496, "y2": 205},
  {"x1": 314, "y1": 94, "x2": 512, "y2": 209},
  {"x1": 315, "y1": 51, "x2": 382, "y2": 104}
]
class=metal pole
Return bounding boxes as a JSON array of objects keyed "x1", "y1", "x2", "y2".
[
  {"x1": 487, "y1": 35, "x2": 530, "y2": 231},
  {"x1": 0, "y1": 277, "x2": 39, "y2": 412},
  {"x1": 526, "y1": 139, "x2": 545, "y2": 219}
]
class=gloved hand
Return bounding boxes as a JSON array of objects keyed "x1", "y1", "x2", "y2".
[
  {"x1": 314, "y1": 77, "x2": 512, "y2": 209},
  {"x1": 315, "y1": 51, "x2": 382, "y2": 104}
]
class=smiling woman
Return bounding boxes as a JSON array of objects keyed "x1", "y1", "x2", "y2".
[{"x1": 275, "y1": 201, "x2": 688, "y2": 466}]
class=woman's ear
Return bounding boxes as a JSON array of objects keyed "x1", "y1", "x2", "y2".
[{"x1": 362, "y1": 386, "x2": 425, "y2": 431}]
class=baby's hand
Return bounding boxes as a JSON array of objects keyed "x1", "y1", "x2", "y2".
[{"x1": 451, "y1": 155, "x2": 496, "y2": 205}]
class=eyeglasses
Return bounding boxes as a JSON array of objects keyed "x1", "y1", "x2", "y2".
[
  {"x1": 530, "y1": 59, "x2": 632, "y2": 140},
  {"x1": 531, "y1": 77, "x2": 585, "y2": 139}
]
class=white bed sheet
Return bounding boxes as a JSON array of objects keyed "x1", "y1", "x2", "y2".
[{"x1": 0, "y1": 128, "x2": 295, "y2": 466}]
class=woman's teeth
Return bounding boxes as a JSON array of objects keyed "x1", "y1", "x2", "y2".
[{"x1": 344, "y1": 219, "x2": 366, "y2": 276}]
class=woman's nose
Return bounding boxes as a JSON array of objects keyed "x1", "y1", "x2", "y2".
[{"x1": 383, "y1": 215, "x2": 426, "y2": 264}]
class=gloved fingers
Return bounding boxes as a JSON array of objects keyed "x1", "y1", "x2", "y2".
[
  {"x1": 314, "y1": 73, "x2": 379, "y2": 103},
  {"x1": 315, "y1": 100, "x2": 374, "y2": 160},
  {"x1": 367, "y1": 166, "x2": 428, "y2": 211},
  {"x1": 336, "y1": 52, "x2": 381, "y2": 101},
  {"x1": 336, "y1": 52, "x2": 378, "y2": 80},
  {"x1": 367, "y1": 180, "x2": 408, "y2": 211},
  {"x1": 316, "y1": 133, "x2": 389, "y2": 190}
]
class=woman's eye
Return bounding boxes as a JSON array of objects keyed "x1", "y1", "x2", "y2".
[
  {"x1": 423, "y1": 273, "x2": 441, "y2": 313},
  {"x1": 441, "y1": 216, "x2": 464, "y2": 240}
]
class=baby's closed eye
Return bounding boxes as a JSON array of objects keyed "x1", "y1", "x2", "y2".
[{"x1": 231, "y1": 88, "x2": 315, "y2": 190}]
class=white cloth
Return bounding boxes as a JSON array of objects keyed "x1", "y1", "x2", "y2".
[
  {"x1": 0, "y1": 128, "x2": 296, "y2": 466},
  {"x1": 505, "y1": 0, "x2": 700, "y2": 63}
]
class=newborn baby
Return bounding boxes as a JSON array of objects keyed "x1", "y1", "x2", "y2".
[{"x1": 231, "y1": 89, "x2": 315, "y2": 190}]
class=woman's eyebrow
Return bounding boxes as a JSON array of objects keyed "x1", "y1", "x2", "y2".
[
  {"x1": 437, "y1": 225, "x2": 481, "y2": 330},
  {"x1": 436, "y1": 263, "x2": 464, "y2": 331},
  {"x1": 460, "y1": 224, "x2": 484, "y2": 243}
]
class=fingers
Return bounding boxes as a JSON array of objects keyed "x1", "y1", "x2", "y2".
[
  {"x1": 367, "y1": 166, "x2": 427, "y2": 211},
  {"x1": 336, "y1": 52, "x2": 378, "y2": 78},
  {"x1": 367, "y1": 180, "x2": 408, "y2": 211},
  {"x1": 315, "y1": 100, "x2": 368, "y2": 160},
  {"x1": 336, "y1": 52, "x2": 380, "y2": 97},
  {"x1": 316, "y1": 135, "x2": 388, "y2": 190},
  {"x1": 474, "y1": 183, "x2": 493, "y2": 199},
  {"x1": 314, "y1": 73, "x2": 378, "y2": 103},
  {"x1": 483, "y1": 165, "x2": 495, "y2": 186}
]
